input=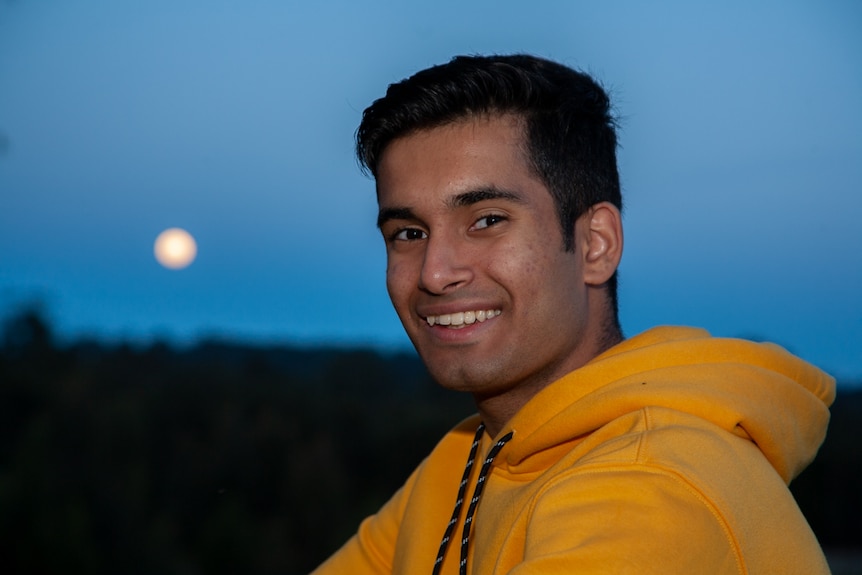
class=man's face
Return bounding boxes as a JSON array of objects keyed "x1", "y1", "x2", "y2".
[{"x1": 376, "y1": 115, "x2": 597, "y2": 405}]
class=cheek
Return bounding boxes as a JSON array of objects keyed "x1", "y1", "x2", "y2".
[
  {"x1": 490, "y1": 240, "x2": 544, "y2": 292},
  {"x1": 491, "y1": 239, "x2": 578, "y2": 309},
  {"x1": 522, "y1": 250, "x2": 540, "y2": 277},
  {"x1": 385, "y1": 260, "x2": 412, "y2": 308}
]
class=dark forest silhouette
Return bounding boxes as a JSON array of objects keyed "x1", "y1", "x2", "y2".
[{"x1": 1, "y1": 308, "x2": 859, "y2": 574}]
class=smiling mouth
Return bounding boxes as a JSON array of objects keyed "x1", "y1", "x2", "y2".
[{"x1": 424, "y1": 309, "x2": 501, "y2": 327}]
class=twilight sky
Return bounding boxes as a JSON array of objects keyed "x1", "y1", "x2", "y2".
[{"x1": 1, "y1": 1, "x2": 860, "y2": 381}]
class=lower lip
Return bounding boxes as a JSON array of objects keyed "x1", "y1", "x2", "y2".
[{"x1": 423, "y1": 315, "x2": 497, "y2": 343}]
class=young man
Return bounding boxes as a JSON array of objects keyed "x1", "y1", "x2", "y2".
[{"x1": 312, "y1": 55, "x2": 835, "y2": 574}]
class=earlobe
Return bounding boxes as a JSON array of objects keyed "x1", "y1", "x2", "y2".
[{"x1": 582, "y1": 202, "x2": 623, "y2": 286}]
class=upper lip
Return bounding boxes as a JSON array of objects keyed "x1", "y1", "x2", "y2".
[{"x1": 417, "y1": 303, "x2": 501, "y2": 319}]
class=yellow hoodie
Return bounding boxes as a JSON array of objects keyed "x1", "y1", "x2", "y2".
[{"x1": 312, "y1": 326, "x2": 836, "y2": 574}]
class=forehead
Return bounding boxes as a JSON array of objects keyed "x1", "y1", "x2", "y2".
[{"x1": 375, "y1": 114, "x2": 539, "y2": 205}]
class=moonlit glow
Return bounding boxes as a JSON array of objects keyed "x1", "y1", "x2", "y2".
[{"x1": 154, "y1": 228, "x2": 197, "y2": 269}]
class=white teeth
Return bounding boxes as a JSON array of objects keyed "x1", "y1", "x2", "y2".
[{"x1": 425, "y1": 309, "x2": 500, "y2": 327}]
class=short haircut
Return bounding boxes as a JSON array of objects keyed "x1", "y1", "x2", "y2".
[{"x1": 356, "y1": 53, "x2": 623, "y2": 321}]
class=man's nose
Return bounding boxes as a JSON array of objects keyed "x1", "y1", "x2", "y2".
[{"x1": 418, "y1": 234, "x2": 474, "y2": 295}]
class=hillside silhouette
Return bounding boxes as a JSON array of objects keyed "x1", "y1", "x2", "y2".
[{"x1": 1, "y1": 308, "x2": 859, "y2": 574}]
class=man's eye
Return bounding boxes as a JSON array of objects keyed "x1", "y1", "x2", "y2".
[
  {"x1": 473, "y1": 214, "x2": 507, "y2": 230},
  {"x1": 393, "y1": 228, "x2": 427, "y2": 241}
]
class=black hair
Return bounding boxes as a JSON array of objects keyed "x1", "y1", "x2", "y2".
[{"x1": 356, "y1": 54, "x2": 622, "y2": 322}]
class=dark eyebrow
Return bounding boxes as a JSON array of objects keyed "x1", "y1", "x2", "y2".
[
  {"x1": 377, "y1": 206, "x2": 416, "y2": 229},
  {"x1": 377, "y1": 187, "x2": 525, "y2": 229},
  {"x1": 448, "y1": 187, "x2": 526, "y2": 208}
]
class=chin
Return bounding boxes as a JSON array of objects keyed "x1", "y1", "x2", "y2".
[{"x1": 424, "y1": 356, "x2": 510, "y2": 395}]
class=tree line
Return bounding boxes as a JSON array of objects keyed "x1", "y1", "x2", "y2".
[{"x1": 0, "y1": 309, "x2": 859, "y2": 574}]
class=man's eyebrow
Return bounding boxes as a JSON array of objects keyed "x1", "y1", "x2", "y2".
[
  {"x1": 376, "y1": 187, "x2": 525, "y2": 229},
  {"x1": 377, "y1": 206, "x2": 416, "y2": 229},
  {"x1": 448, "y1": 187, "x2": 526, "y2": 208}
]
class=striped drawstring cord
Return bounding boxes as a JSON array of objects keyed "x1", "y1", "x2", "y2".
[{"x1": 432, "y1": 423, "x2": 514, "y2": 575}]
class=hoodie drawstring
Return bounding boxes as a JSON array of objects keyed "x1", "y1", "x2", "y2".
[{"x1": 432, "y1": 423, "x2": 514, "y2": 575}]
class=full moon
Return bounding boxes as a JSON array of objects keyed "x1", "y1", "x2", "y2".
[{"x1": 154, "y1": 228, "x2": 197, "y2": 269}]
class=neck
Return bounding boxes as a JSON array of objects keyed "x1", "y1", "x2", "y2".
[{"x1": 475, "y1": 313, "x2": 623, "y2": 439}]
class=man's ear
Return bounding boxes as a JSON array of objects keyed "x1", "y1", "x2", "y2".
[{"x1": 581, "y1": 202, "x2": 623, "y2": 286}]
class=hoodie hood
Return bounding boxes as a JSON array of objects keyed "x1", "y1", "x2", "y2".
[{"x1": 501, "y1": 326, "x2": 835, "y2": 483}]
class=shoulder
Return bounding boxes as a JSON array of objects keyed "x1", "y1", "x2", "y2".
[{"x1": 521, "y1": 407, "x2": 829, "y2": 574}]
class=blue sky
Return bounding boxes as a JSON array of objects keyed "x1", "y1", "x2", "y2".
[{"x1": 1, "y1": 1, "x2": 860, "y2": 381}]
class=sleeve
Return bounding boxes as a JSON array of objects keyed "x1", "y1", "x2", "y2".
[
  {"x1": 509, "y1": 467, "x2": 744, "y2": 575},
  {"x1": 309, "y1": 466, "x2": 420, "y2": 575}
]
